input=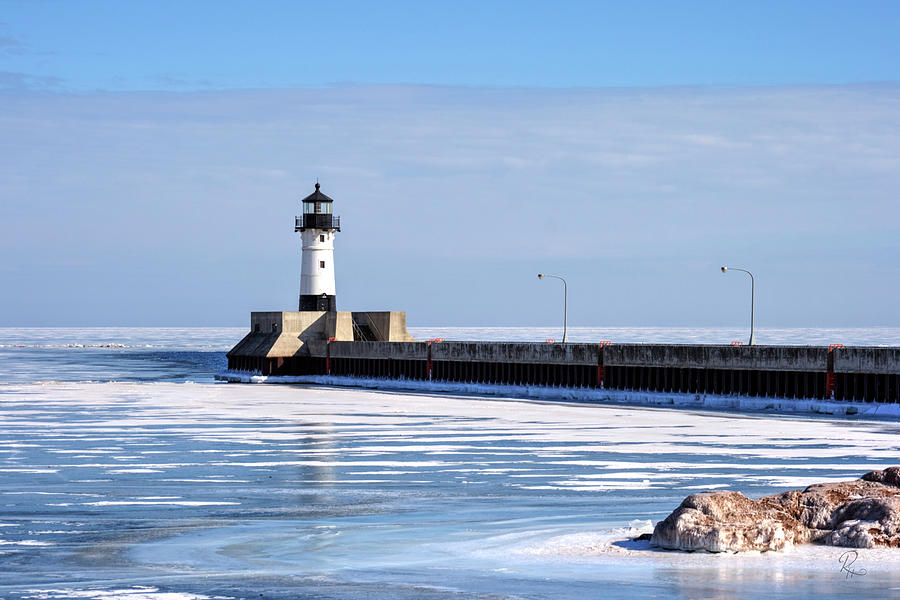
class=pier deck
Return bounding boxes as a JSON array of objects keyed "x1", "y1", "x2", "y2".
[{"x1": 226, "y1": 314, "x2": 900, "y2": 404}]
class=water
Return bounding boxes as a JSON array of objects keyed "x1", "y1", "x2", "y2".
[
  {"x1": 1, "y1": 327, "x2": 900, "y2": 599},
  {"x1": 411, "y1": 326, "x2": 900, "y2": 346}
]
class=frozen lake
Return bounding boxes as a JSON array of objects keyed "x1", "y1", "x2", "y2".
[{"x1": 2, "y1": 328, "x2": 900, "y2": 598}]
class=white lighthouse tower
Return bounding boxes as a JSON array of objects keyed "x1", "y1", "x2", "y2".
[{"x1": 295, "y1": 182, "x2": 341, "y2": 311}]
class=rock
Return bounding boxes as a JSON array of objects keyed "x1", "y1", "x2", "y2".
[
  {"x1": 827, "y1": 496, "x2": 900, "y2": 548},
  {"x1": 789, "y1": 479, "x2": 900, "y2": 530},
  {"x1": 652, "y1": 490, "x2": 806, "y2": 552},
  {"x1": 862, "y1": 466, "x2": 900, "y2": 487},
  {"x1": 651, "y1": 467, "x2": 900, "y2": 552}
]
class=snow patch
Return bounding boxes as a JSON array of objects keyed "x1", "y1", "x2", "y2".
[
  {"x1": 216, "y1": 371, "x2": 900, "y2": 420},
  {"x1": 21, "y1": 587, "x2": 231, "y2": 600}
]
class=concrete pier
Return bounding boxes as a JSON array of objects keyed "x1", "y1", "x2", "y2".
[{"x1": 225, "y1": 313, "x2": 900, "y2": 404}]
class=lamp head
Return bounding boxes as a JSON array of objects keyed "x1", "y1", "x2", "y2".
[
  {"x1": 537, "y1": 273, "x2": 543, "y2": 279},
  {"x1": 721, "y1": 266, "x2": 727, "y2": 273}
]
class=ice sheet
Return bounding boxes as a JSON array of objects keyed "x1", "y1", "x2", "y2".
[
  {"x1": 3, "y1": 381, "x2": 900, "y2": 599},
  {"x1": 218, "y1": 371, "x2": 900, "y2": 420}
]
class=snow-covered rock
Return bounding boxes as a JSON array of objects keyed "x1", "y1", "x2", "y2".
[
  {"x1": 652, "y1": 467, "x2": 900, "y2": 552},
  {"x1": 651, "y1": 490, "x2": 807, "y2": 552}
]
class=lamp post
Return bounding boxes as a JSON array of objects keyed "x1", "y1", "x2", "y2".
[
  {"x1": 537, "y1": 273, "x2": 568, "y2": 343},
  {"x1": 721, "y1": 266, "x2": 755, "y2": 345}
]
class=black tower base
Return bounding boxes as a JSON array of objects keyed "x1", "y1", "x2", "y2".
[{"x1": 299, "y1": 294, "x2": 337, "y2": 312}]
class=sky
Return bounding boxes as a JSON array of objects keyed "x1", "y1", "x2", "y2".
[{"x1": 1, "y1": 1, "x2": 899, "y2": 327}]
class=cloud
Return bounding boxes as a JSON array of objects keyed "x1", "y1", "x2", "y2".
[
  {"x1": 0, "y1": 27, "x2": 53, "y2": 58},
  {"x1": 151, "y1": 74, "x2": 218, "y2": 89},
  {"x1": 0, "y1": 34, "x2": 25, "y2": 55},
  {"x1": 0, "y1": 71, "x2": 63, "y2": 91},
  {"x1": 0, "y1": 83, "x2": 897, "y2": 325}
]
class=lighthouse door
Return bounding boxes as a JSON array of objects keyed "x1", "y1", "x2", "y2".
[{"x1": 316, "y1": 294, "x2": 329, "y2": 311}]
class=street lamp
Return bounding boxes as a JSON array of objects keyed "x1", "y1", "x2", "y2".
[
  {"x1": 537, "y1": 273, "x2": 568, "y2": 343},
  {"x1": 721, "y1": 266, "x2": 755, "y2": 345}
]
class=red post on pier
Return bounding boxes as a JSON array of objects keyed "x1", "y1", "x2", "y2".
[
  {"x1": 826, "y1": 344, "x2": 844, "y2": 399},
  {"x1": 326, "y1": 337, "x2": 336, "y2": 375},
  {"x1": 426, "y1": 338, "x2": 443, "y2": 380},
  {"x1": 596, "y1": 341, "x2": 612, "y2": 388}
]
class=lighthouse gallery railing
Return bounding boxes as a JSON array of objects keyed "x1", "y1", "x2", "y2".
[{"x1": 295, "y1": 215, "x2": 340, "y2": 231}]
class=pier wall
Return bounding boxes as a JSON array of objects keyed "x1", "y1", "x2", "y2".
[{"x1": 226, "y1": 334, "x2": 900, "y2": 403}]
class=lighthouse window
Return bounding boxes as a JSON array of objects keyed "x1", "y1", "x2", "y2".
[
  {"x1": 319, "y1": 260, "x2": 325, "y2": 269},
  {"x1": 319, "y1": 234, "x2": 325, "y2": 242}
]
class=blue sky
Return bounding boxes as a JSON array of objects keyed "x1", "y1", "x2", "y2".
[
  {"x1": 4, "y1": 1, "x2": 900, "y2": 90},
  {"x1": 1, "y1": 2, "x2": 899, "y2": 327}
]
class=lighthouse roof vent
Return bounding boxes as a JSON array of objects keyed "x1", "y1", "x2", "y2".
[{"x1": 300, "y1": 182, "x2": 335, "y2": 204}]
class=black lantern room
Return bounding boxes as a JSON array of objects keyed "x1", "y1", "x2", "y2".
[{"x1": 295, "y1": 183, "x2": 341, "y2": 232}]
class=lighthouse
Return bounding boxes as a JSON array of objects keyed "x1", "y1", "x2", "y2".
[{"x1": 295, "y1": 182, "x2": 341, "y2": 311}]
